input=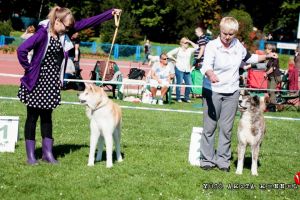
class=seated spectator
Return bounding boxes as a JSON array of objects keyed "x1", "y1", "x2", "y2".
[{"x1": 149, "y1": 53, "x2": 175, "y2": 105}]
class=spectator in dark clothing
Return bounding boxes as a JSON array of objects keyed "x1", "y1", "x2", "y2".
[
  {"x1": 68, "y1": 32, "x2": 81, "y2": 71},
  {"x1": 142, "y1": 40, "x2": 151, "y2": 65}
]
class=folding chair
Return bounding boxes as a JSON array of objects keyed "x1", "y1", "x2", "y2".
[
  {"x1": 90, "y1": 60, "x2": 123, "y2": 99},
  {"x1": 280, "y1": 91, "x2": 300, "y2": 111}
]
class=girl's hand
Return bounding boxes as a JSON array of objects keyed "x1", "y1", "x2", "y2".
[{"x1": 112, "y1": 9, "x2": 122, "y2": 16}]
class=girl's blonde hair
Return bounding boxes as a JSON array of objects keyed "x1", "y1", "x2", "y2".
[
  {"x1": 220, "y1": 17, "x2": 239, "y2": 33},
  {"x1": 47, "y1": 6, "x2": 75, "y2": 32}
]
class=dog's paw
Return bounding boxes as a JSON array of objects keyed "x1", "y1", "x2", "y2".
[
  {"x1": 251, "y1": 171, "x2": 258, "y2": 176},
  {"x1": 235, "y1": 170, "x2": 243, "y2": 175},
  {"x1": 106, "y1": 163, "x2": 113, "y2": 168},
  {"x1": 87, "y1": 162, "x2": 94, "y2": 167}
]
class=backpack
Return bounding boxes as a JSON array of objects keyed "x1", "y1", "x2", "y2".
[{"x1": 128, "y1": 68, "x2": 145, "y2": 80}]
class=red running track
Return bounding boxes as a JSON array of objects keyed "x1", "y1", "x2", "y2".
[{"x1": 0, "y1": 52, "x2": 151, "y2": 86}]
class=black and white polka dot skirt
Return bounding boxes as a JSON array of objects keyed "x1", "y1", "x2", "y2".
[{"x1": 18, "y1": 36, "x2": 62, "y2": 110}]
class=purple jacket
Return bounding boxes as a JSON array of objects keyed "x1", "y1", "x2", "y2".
[{"x1": 17, "y1": 9, "x2": 114, "y2": 91}]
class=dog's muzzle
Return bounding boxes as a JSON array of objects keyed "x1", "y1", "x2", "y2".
[{"x1": 238, "y1": 102, "x2": 247, "y2": 112}]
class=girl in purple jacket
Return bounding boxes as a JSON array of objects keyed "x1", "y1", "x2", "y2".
[{"x1": 17, "y1": 6, "x2": 121, "y2": 165}]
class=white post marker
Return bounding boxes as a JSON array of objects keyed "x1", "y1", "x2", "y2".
[
  {"x1": 188, "y1": 127, "x2": 203, "y2": 166},
  {"x1": 0, "y1": 116, "x2": 19, "y2": 152}
]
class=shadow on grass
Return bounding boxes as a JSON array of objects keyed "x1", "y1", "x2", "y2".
[
  {"x1": 95, "y1": 151, "x2": 125, "y2": 163},
  {"x1": 35, "y1": 144, "x2": 88, "y2": 159},
  {"x1": 233, "y1": 157, "x2": 261, "y2": 169}
]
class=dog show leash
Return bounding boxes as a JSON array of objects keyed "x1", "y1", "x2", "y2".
[{"x1": 102, "y1": 12, "x2": 122, "y2": 82}]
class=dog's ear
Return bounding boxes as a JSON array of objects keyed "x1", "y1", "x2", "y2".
[
  {"x1": 84, "y1": 83, "x2": 91, "y2": 90},
  {"x1": 240, "y1": 89, "x2": 250, "y2": 96},
  {"x1": 251, "y1": 95, "x2": 260, "y2": 106},
  {"x1": 90, "y1": 84, "x2": 96, "y2": 93},
  {"x1": 85, "y1": 82, "x2": 94, "y2": 89}
]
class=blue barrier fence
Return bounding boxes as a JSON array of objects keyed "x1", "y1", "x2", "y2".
[
  {"x1": 0, "y1": 35, "x2": 297, "y2": 61},
  {"x1": 79, "y1": 41, "x2": 175, "y2": 61}
]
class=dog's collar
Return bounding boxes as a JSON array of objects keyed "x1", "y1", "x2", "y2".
[{"x1": 92, "y1": 98, "x2": 109, "y2": 112}]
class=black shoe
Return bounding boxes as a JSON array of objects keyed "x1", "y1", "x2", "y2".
[
  {"x1": 218, "y1": 167, "x2": 230, "y2": 172},
  {"x1": 200, "y1": 165, "x2": 215, "y2": 171}
]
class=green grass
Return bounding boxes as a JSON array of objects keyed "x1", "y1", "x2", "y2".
[
  {"x1": 0, "y1": 85, "x2": 299, "y2": 200},
  {"x1": 278, "y1": 54, "x2": 291, "y2": 70}
]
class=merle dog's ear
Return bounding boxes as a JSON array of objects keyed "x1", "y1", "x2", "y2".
[
  {"x1": 240, "y1": 89, "x2": 249, "y2": 96},
  {"x1": 251, "y1": 95, "x2": 260, "y2": 106},
  {"x1": 244, "y1": 90, "x2": 250, "y2": 96}
]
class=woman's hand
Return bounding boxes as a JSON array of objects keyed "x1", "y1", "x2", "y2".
[
  {"x1": 112, "y1": 9, "x2": 122, "y2": 16},
  {"x1": 206, "y1": 70, "x2": 219, "y2": 83}
]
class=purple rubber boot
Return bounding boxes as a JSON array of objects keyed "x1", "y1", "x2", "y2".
[
  {"x1": 42, "y1": 138, "x2": 58, "y2": 164},
  {"x1": 25, "y1": 140, "x2": 38, "y2": 165}
]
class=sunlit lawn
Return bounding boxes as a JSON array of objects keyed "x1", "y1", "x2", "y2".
[{"x1": 0, "y1": 85, "x2": 299, "y2": 200}]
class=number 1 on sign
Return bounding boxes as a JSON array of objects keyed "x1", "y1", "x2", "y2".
[{"x1": 0, "y1": 125, "x2": 8, "y2": 141}]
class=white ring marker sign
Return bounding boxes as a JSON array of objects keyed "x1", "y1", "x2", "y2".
[{"x1": 0, "y1": 116, "x2": 19, "y2": 152}]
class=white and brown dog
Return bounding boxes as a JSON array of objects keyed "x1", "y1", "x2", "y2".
[
  {"x1": 236, "y1": 92, "x2": 266, "y2": 176},
  {"x1": 79, "y1": 84, "x2": 123, "y2": 168}
]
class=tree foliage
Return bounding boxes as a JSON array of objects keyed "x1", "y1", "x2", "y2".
[
  {"x1": 0, "y1": 20, "x2": 13, "y2": 36},
  {"x1": 0, "y1": 0, "x2": 299, "y2": 43},
  {"x1": 227, "y1": 9, "x2": 253, "y2": 45}
]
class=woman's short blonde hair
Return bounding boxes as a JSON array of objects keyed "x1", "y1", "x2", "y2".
[{"x1": 220, "y1": 17, "x2": 239, "y2": 33}]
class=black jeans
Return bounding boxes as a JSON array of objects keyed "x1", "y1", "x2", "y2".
[{"x1": 25, "y1": 106, "x2": 53, "y2": 140}]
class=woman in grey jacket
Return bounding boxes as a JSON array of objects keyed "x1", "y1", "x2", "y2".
[{"x1": 17, "y1": 6, "x2": 121, "y2": 165}]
